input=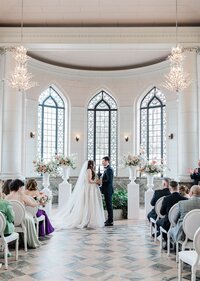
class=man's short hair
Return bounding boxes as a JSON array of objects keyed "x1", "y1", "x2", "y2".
[
  {"x1": 170, "y1": 180, "x2": 178, "y2": 190},
  {"x1": 190, "y1": 185, "x2": 200, "y2": 196},
  {"x1": 102, "y1": 156, "x2": 110, "y2": 162},
  {"x1": 163, "y1": 177, "x2": 170, "y2": 186}
]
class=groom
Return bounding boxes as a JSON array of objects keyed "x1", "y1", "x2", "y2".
[{"x1": 100, "y1": 156, "x2": 114, "y2": 226}]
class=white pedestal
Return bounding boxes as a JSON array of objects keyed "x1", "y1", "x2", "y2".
[
  {"x1": 128, "y1": 183, "x2": 139, "y2": 219},
  {"x1": 145, "y1": 188, "x2": 154, "y2": 217},
  {"x1": 58, "y1": 182, "x2": 72, "y2": 210},
  {"x1": 41, "y1": 187, "x2": 52, "y2": 217}
]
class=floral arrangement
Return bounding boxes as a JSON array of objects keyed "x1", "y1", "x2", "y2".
[
  {"x1": 121, "y1": 153, "x2": 143, "y2": 168},
  {"x1": 55, "y1": 154, "x2": 76, "y2": 169},
  {"x1": 36, "y1": 192, "x2": 50, "y2": 206},
  {"x1": 33, "y1": 159, "x2": 57, "y2": 175},
  {"x1": 139, "y1": 160, "x2": 163, "y2": 175}
]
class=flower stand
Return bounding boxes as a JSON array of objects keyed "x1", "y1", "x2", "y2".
[
  {"x1": 145, "y1": 174, "x2": 154, "y2": 217},
  {"x1": 127, "y1": 166, "x2": 139, "y2": 219},
  {"x1": 41, "y1": 172, "x2": 52, "y2": 217},
  {"x1": 58, "y1": 166, "x2": 72, "y2": 209}
]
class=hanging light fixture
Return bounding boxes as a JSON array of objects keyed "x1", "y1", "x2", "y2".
[
  {"x1": 163, "y1": 0, "x2": 192, "y2": 93},
  {"x1": 8, "y1": 0, "x2": 37, "y2": 92}
]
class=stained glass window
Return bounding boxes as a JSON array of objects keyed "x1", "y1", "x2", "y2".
[
  {"x1": 140, "y1": 87, "x2": 166, "y2": 167},
  {"x1": 88, "y1": 91, "x2": 118, "y2": 175},
  {"x1": 37, "y1": 86, "x2": 65, "y2": 162}
]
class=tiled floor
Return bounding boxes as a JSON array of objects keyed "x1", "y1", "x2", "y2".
[{"x1": 0, "y1": 218, "x2": 199, "y2": 281}]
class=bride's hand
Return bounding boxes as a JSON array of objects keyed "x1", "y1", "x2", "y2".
[{"x1": 95, "y1": 179, "x2": 101, "y2": 185}]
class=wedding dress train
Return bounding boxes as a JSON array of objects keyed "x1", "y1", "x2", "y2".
[{"x1": 54, "y1": 161, "x2": 105, "y2": 229}]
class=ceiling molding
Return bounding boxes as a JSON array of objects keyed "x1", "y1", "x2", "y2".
[
  {"x1": 28, "y1": 55, "x2": 170, "y2": 78},
  {"x1": 0, "y1": 27, "x2": 200, "y2": 46}
]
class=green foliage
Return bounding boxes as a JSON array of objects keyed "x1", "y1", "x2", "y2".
[{"x1": 102, "y1": 188, "x2": 128, "y2": 219}]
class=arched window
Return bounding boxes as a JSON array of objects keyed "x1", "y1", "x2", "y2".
[
  {"x1": 37, "y1": 86, "x2": 65, "y2": 161},
  {"x1": 88, "y1": 90, "x2": 118, "y2": 175},
  {"x1": 140, "y1": 87, "x2": 166, "y2": 165}
]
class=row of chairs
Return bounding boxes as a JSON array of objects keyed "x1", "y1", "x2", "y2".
[
  {"x1": 0, "y1": 199, "x2": 45, "y2": 269},
  {"x1": 149, "y1": 197, "x2": 200, "y2": 280}
]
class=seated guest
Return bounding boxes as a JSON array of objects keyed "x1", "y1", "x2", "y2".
[
  {"x1": 0, "y1": 191, "x2": 14, "y2": 236},
  {"x1": 156, "y1": 181, "x2": 187, "y2": 242},
  {"x1": 179, "y1": 185, "x2": 190, "y2": 198},
  {"x1": 2, "y1": 179, "x2": 12, "y2": 197},
  {"x1": 0, "y1": 180, "x2": 4, "y2": 189},
  {"x1": 25, "y1": 179, "x2": 54, "y2": 237},
  {"x1": 147, "y1": 178, "x2": 171, "y2": 222},
  {"x1": 6, "y1": 179, "x2": 40, "y2": 248},
  {"x1": 169, "y1": 185, "x2": 200, "y2": 242},
  {"x1": 189, "y1": 160, "x2": 200, "y2": 185}
]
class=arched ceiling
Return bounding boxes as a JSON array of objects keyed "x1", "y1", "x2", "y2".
[{"x1": 0, "y1": 0, "x2": 200, "y2": 70}]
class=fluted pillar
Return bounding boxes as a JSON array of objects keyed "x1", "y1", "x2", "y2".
[
  {"x1": 177, "y1": 50, "x2": 198, "y2": 181},
  {"x1": 0, "y1": 51, "x2": 24, "y2": 179}
]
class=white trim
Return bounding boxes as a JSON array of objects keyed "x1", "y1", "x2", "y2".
[{"x1": 0, "y1": 26, "x2": 200, "y2": 45}]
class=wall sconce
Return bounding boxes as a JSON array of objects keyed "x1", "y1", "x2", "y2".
[
  {"x1": 75, "y1": 136, "x2": 80, "y2": 142},
  {"x1": 30, "y1": 131, "x2": 36, "y2": 138},
  {"x1": 168, "y1": 133, "x2": 174, "y2": 140},
  {"x1": 125, "y1": 136, "x2": 129, "y2": 142}
]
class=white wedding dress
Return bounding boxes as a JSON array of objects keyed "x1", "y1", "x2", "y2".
[{"x1": 54, "y1": 161, "x2": 105, "y2": 229}]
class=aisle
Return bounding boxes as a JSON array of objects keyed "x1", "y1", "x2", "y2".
[{"x1": 0, "y1": 219, "x2": 198, "y2": 281}]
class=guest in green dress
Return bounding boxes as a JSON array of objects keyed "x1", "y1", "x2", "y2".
[{"x1": 0, "y1": 192, "x2": 14, "y2": 236}]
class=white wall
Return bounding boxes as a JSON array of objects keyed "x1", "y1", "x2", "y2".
[{"x1": 21, "y1": 58, "x2": 178, "y2": 177}]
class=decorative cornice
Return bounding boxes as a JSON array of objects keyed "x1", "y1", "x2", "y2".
[
  {"x1": 29, "y1": 56, "x2": 170, "y2": 78},
  {"x1": 184, "y1": 47, "x2": 200, "y2": 53},
  {"x1": 0, "y1": 27, "x2": 200, "y2": 45}
]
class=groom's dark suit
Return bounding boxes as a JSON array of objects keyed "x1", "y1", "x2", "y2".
[{"x1": 101, "y1": 165, "x2": 114, "y2": 223}]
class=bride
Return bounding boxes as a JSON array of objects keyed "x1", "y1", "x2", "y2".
[{"x1": 54, "y1": 160, "x2": 105, "y2": 229}]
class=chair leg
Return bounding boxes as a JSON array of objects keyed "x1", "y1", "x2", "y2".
[
  {"x1": 191, "y1": 266, "x2": 196, "y2": 281},
  {"x1": 150, "y1": 222, "x2": 153, "y2": 237},
  {"x1": 167, "y1": 234, "x2": 170, "y2": 257},
  {"x1": 4, "y1": 243, "x2": 8, "y2": 270},
  {"x1": 36, "y1": 222, "x2": 39, "y2": 237},
  {"x1": 154, "y1": 224, "x2": 157, "y2": 242},
  {"x1": 160, "y1": 231, "x2": 163, "y2": 251},
  {"x1": 176, "y1": 242, "x2": 179, "y2": 262},
  {"x1": 178, "y1": 258, "x2": 182, "y2": 281},
  {"x1": 24, "y1": 231, "x2": 28, "y2": 252},
  {"x1": 43, "y1": 220, "x2": 45, "y2": 236},
  {"x1": 15, "y1": 239, "x2": 19, "y2": 261}
]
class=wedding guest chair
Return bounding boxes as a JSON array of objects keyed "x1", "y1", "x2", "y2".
[
  {"x1": 159, "y1": 203, "x2": 178, "y2": 255},
  {"x1": 150, "y1": 196, "x2": 165, "y2": 242},
  {"x1": 0, "y1": 212, "x2": 19, "y2": 269},
  {"x1": 176, "y1": 209, "x2": 200, "y2": 262},
  {"x1": 178, "y1": 226, "x2": 200, "y2": 281},
  {"x1": 9, "y1": 200, "x2": 27, "y2": 252},
  {"x1": 25, "y1": 197, "x2": 45, "y2": 237}
]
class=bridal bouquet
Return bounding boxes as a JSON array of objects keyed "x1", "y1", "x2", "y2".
[
  {"x1": 55, "y1": 154, "x2": 76, "y2": 169},
  {"x1": 33, "y1": 159, "x2": 57, "y2": 175},
  {"x1": 139, "y1": 160, "x2": 163, "y2": 175},
  {"x1": 36, "y1": 192, "x2": 50, "y2": 206},
  {"x1": 120, "y1": 153, "x2": 143, "y2": 168}
]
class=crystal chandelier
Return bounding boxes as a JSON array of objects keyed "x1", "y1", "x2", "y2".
[
  {"x1": 163, "y1": 0, "x2": 192, "y2": 93},
  {"x1": 8, "y1": 0, "x2": 37, "y2": 92}
]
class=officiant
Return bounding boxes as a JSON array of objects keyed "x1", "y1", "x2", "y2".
[{"x1": 189, "y1": 160, "x2": 200, "y2": 185}]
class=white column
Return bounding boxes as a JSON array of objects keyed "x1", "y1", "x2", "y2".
[
  {"x1": 58, "y1": 166, "x2": 72, "y2": 209},
  {"x1": 128, "y1": 183, "x2": 139, "y2": 219},
  {"x1": 0, "y1": 52, "x2": 25, "y2": 179},
  {"x1": 177, "y1": 50, "x2": 198, "y2": 181},
  {"x1": 145, "y1": 175, "x2": 154, "y2": 217}
]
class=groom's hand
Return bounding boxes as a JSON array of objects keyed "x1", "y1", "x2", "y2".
[{"x1": 95, "y1": 179, "x2": 101, "y2": 185}]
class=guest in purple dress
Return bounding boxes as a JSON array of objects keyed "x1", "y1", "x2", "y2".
[{"x1": 25, "y1": 179, "x2": 54, "y2": 237}]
